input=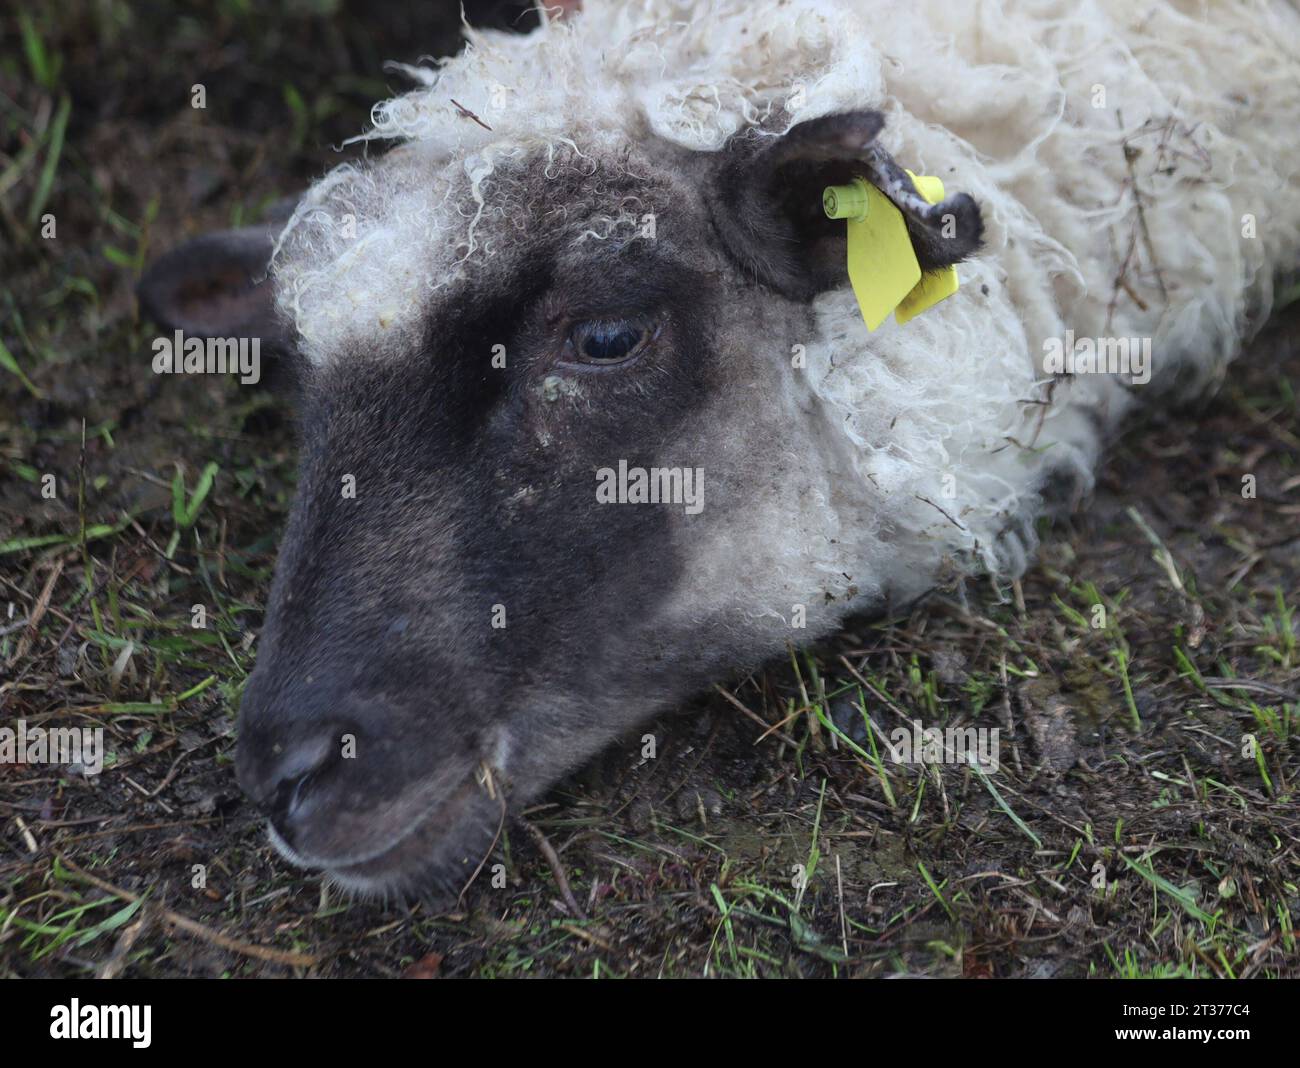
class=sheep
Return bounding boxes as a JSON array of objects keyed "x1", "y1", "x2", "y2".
[{"x1": 140, "y1": 0, "x2": 1300, "y2": 897}]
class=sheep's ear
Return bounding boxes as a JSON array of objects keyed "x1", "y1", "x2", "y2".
[
  {"x1": 706, "y1": 111, "x2": 983, "y2": 299},
  {"x1": 138, "y1": 219, "x2": 291, "y2": 351}
]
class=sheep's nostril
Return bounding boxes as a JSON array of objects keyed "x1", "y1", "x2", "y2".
[
  {"x1": 238, "y1": 722, "x2": 349, "y2": 817},
  {"x1": 273, "y1": 763, "x2": 320, "y2": 824}
]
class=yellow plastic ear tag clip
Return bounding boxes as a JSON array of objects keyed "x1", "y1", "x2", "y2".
[
  {"x1": 823, "y1": 170, "x2": 960, "y2": 330},
  {"x1": 894, "y1": 170, "x2": 959, "y2": 325},
  {"x1": 822, "y1": 177, "x2": 920, "y2": 331}
]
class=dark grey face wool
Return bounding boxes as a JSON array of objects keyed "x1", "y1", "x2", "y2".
[{"x1": 141, "y1": 108, "x2": 986, "y2": 896}]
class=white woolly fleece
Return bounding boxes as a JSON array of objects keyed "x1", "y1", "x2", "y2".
[{"x1": 271, "y1": 0, "x2": 1300, "y2": 603}]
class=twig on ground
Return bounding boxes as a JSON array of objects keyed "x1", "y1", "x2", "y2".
[
  {"x1": 56, "y1": 854, "x2": 319, "y2": 969},
  {"x1": 521, "y1": 820, "x2": 586, "y2": 920}
]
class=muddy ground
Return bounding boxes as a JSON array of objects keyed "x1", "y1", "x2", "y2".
[{"x1": 2, "y1": 1, "x2": 1297, "y2": 978}]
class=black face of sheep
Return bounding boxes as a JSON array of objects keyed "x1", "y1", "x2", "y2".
[{"x1": 140, "y1": 111, "x2": 981, "y2": 897}]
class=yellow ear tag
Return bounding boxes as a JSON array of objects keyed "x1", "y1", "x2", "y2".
[
  {"x1": 822, "y1": 177, "x2": 920, "y2": 331},
  {"x1": 894, "y1": 170, "x2": 959, "y2": 325}
]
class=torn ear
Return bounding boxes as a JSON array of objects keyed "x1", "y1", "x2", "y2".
[
  {"x1": 707, "y1": 111, "x2": 983, "y2": 299},
  {"x1": 138, "y1": 200, "x2": 298, "y2": 351}
]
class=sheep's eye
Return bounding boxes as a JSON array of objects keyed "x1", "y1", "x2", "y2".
[{"x1": 565, "y1": 317, "x2": 655, "y2": 367}]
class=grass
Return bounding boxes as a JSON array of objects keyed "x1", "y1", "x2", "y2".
[{"x1": 1, "y1": 0, "x2": 1298, "y2": 978}]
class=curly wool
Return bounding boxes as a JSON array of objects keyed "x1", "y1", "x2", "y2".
[{"x1": 271, "y1": 0, "x2": 1300, "y2": 600}]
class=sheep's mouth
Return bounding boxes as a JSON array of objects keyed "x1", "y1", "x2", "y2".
[{"x1": 268, "y1": 771, "x2": 505, "y2": 900}]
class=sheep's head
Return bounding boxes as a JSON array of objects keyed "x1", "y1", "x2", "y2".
[{"x1": 140, "y1": 110, "x2": 981, "y2": 898}]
